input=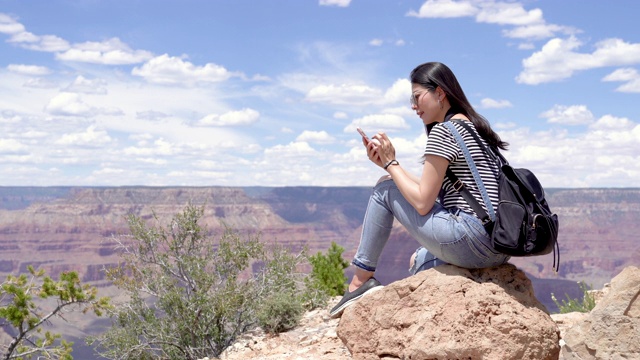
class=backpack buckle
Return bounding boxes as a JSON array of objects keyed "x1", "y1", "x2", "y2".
[{"x1": 452, "y1": 179, "x2": 464, "y2": 192}]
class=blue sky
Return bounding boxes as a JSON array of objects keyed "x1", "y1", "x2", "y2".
[{"x1": 1, "y1": 0, "x2": 639, "y2": 188}]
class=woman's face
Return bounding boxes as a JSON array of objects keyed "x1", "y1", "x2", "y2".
[{"x1": 411, "y1": 83, "x2": 439, "y2": 125}]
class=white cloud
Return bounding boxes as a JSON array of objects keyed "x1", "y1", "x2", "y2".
[
  {"x1": 345, "y1": 114, "x2": 410, "y2": 133},
  {"x1": 407, "y1": 0, "x2": 478, "y2": 18},
  {"x1": 407, "y1": 1, "x2": 575, "y2": 43},
  {"x1": 319, "y1": 0, "x2": 351, "y2": 7},
  {"x1": 480, "y1": 98, "x2": 512, "y2": 109},
  {"x1": 475, "y1": 2, "x2": 543, "y2": 26},
  {"x1": 296, "y1": 130, "x2": 335, "y2": 144},
  {"x1": 132, "y1": 54, "x2": 237, "y2": 85},
  {"x1": 45, "y1": 93, "x2": 94, "y2": 116},
  {"x1": 517, "y1": 36, "x2": 640, "y2": 85},
  {"x1": 64, "y1": 76, "x2": 108, "y2": 95},
  {"x1": 602, "y1": 67, "x2": 640, "y2": 93},
  {"x1": 539, "y1": 105, "x2": 594, "y2": 125},
  {"x1": 0, "y1": 138, "x2": 28, "y2": 153},
  {"x1": 304, "y1": 79, "x2": 409, "y2": 106},
  {"x1": 15, "y1": 34, "x2": 70, "y2": 52},
  {"x1": 55, "y1": 125, "x2": 113, "y2": 147},
  {"x1": 136, "y1": 111, "x2": 170, "y2": 120},
  {"x1": 497, "y1": 116, "x2": 640, "y2": 187},
  {"x1": 503, "y1": 24, "x2": 576, "y2": 40},
  {"x1": 383, "y1": 79, "x2": 411, "y2": 104},
  {"x1": 123, "y1": 138, "x2": 176, "y2": 156},
  {"x1": 44, "y1": 92, "x2": 123, "y2": 117},
  {"x1": 306, "y1": 83, "x2": 382, "y2": 105},
  {"x1": 56, "y1": 38, "x2": 152, "y2": 64},
  {"x1": 369, "y1": 39, "x2": 383, "y2": 46},
  {"x1": 22, "y1": 78, "x2": 57, "y2": 89},
  {"x1": 7, "y1": 64, "x2": 50, "y2": 75},
  {"x1": 333, "y1": 111, "x2": 348, "y2": 119},
  {"x1": 264, "y1": 141, "x2": 317, "y2": 157},
  {"x1": 0, "y1": 13, "x2": 25, "y2": 34},
  {"x1": 589, "y1": 114, "x2": 636, "y2": 131},
  {"x1": 199, "y1": 108, "x2": 260, "y2": 126}
]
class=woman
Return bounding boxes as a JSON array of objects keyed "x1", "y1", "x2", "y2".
[{"x1": 330, "y1": 62, "x2": 510, "y2": 318}]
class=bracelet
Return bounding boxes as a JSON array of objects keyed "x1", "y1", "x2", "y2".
[{"x1": 383, "y1": 159, "x2": 399, "y2": 170}]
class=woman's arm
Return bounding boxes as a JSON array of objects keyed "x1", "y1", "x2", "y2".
[
  {"x1": 369, "y1": 133, "x2": 448, "y2": 216},
  {"x1": 387, "y1": 155, "x2": 448, "y2": 215}
]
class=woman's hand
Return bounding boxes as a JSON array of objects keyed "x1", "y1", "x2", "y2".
[
  {"x1": 370, "y1": 132, "x2": 396, "y2": 169},
  {"x1": 364, "y1": 136, "x2": 383, "y2": 168},
  {"x1": 362, "y1": 132, "x2": 397, "y2": 169}
]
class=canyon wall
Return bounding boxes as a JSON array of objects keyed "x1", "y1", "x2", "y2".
[{"x1": 0, "y1": 186, "x2": 638, "y2": 357}]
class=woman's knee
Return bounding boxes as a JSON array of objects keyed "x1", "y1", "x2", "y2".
[{"x1": 375, "y1": 175, "x2": 392, "y2": 186}]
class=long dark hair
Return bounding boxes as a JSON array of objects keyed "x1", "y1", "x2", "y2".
[{"x1": 410, "y1": 62, "x2": 508, "y2": 150}]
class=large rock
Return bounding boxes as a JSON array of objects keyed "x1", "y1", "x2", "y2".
[
  {"x1": 562, "y1": 266, "x2": 640, "y2": 359},
  {"x1": 337, "y1": 264, "x2": 560, "y2": 360}
]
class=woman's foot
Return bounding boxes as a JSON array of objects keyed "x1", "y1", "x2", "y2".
[{"x1": 329, "y1": 277, "x2": 383, "y2": 318}]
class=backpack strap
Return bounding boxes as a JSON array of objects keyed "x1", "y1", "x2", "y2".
[{"x1": 441, "y1": 121, "x2": 496, "y2": 227}]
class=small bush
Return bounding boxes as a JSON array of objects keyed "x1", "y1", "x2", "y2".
[
  {"x1": 257, "y1": 290, "x2": 304, "y2": 334},
  {"x1": 551, "y1": 281, "x2": 597, "y2": 314},
  {"x1": 305, "y1": 242, "x2": 349, "y2": 306}
]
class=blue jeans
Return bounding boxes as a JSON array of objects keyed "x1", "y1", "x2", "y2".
[{"x1": 352, "y1": 180, "x2": 509, "y2": 274}]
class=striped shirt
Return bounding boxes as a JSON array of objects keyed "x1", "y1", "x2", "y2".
[{"x1": 424, "y1": 120, "x2": 500, "y2": 219}]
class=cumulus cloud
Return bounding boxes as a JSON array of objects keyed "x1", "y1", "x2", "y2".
[
  {"x1": 345, "y1": 113, "x2": 410, "y2": 133},
  {"x1": 383, "y1": 79, "x2": 411, "y2": 104},
  {"x1": 264, "y1": 141, "x2": 317, "y2": 157},
  {"x1": 407, "y1": 1, "x2": 573, "y2": 42},
  {"x1": 296, "y1": 130, "x2": 335, "y2": 144},
  {"x1": 502, "y1": 23, "x2": 575, "y2": 40},
  {"x1": 0, "y1": 138, "x2": 28, "y2": 154},
  {"x1": 319, "y1": 0, "x2": 351, "y2": 7},
  {"x1": 56, "y1": 37, "x2": 153, "y2": 64},
  {"x1": 198, "y1": 108, "x2": 260, "y2": 126},
  {"x1": 498, "y1": 113, "x2": 640, "y2": 187},
  {"x1": 55, "y1": 125, "x2": 113, "y2": 147},
  {"x1": 517, "y1": 36, "x2": 640, "y2": 85},
  {"x1": 305, "y1": 83, "x2": 382, "y2": 105},
  {"x1": 539, "y1": 105, "x2": 595, "y2": 125},
  {"x1": 333, "y1": 111, "x2": 348, "y2": 119},
  {"x1": 22, "y1": 78, "x2": 57, "y2": 89},
  {"x1": 64, "y1": 75, "x2": 108, "y2": 94},
  {"x1": 123, "y1": 138, "x2": 176, "y2": 156},
  {"x1": 7, "y1": 64, "x2": 50, "y2": 75},
  {"x1": 480, "y1": 98, "x2": 512, "y2": 109},
  {"x1": 132, "y1": 54, "x2": 237, "y2": 85},
  {"x1": 369, "y1": 38, "x2": 383, "y2": 46},
  {"x1": 136, "y1": 111, "x2": 170, "y2": 120},
  {"x1": 44, "y1": 92, "x2": 123, "y2": 117},
  {"x1": 602, "y1": 67, "x2": 640, "y2": 93},
  {"x1": 304, "y1": 79, "x2": 409, "y2": 106},
  {"x1": 14, "y1": 33, "x2": 70, "y2": 52},
  {"x1": 0, "y1": 13, "x2": 25, "y2": 34},
  {"x1": 407, "y1": 0, "x2": 477, "y2": 18}
]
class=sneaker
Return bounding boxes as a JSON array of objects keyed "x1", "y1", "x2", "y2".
[{"x1": 329, "y1": 277, "x2": 383, "y2": 318}]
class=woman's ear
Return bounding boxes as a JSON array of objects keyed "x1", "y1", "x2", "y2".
[{"x1": 435, "y1": 87, "x2": 445, "y2": 101}]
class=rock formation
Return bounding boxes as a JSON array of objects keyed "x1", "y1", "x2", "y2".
[
  {"x1": 560, "y1": 266, "x2": 640, "y2": 359},
  {"x1": 337, "y1": 264, "x2": 560, "y2": 360}
]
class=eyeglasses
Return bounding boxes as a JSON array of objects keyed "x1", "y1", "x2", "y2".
[{"x1": 410, "y1": 89, "x2": 430, "y2": 107}]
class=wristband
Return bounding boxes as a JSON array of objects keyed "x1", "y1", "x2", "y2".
[{"x1": 383, "y1": 159, "x2": 399, "y2": 170}]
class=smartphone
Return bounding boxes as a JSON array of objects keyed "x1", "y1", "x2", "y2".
[{"x1": 356, "y1": 127, "x2": 370, "y2": 142}]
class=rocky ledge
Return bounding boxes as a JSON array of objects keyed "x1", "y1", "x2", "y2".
[{"x1": 211, "y1": 265, "x2": 639, "y2": 360}]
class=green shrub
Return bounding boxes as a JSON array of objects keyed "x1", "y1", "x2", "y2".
[
  {"x1": 90, "y1": 204, "x2": 312, "y2": 359},
  {"x1": 0, "y1": 266, "x2": 110, "y2": 359},
  {"x1": 551, "y1": 281, "x2": 597, "y2": 314},
  {"x1": 257, "y1": 290, "x2": 304, "y2": 334},
  {"x1": 307, "y1": 241, "x2": 349, "y2": 297}
]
